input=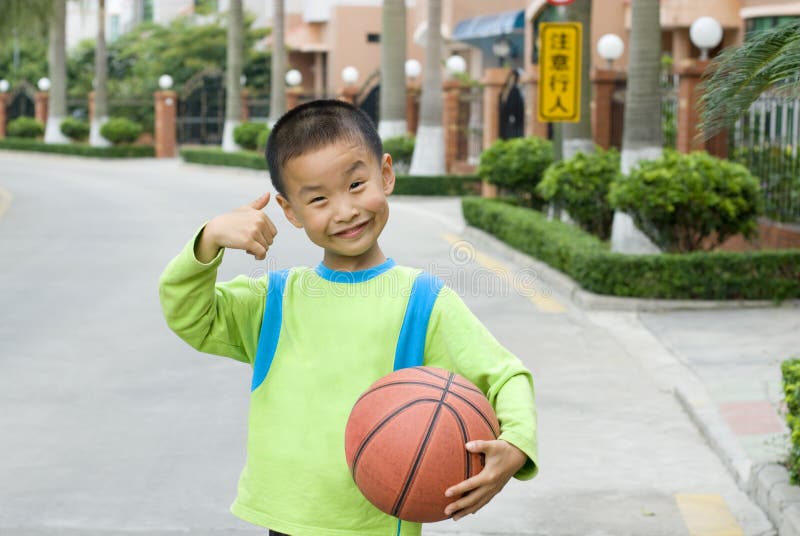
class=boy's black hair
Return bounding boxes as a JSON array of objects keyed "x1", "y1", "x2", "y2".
[{"x1": 265, "y1": 99, "x2": 383, "y2": 197}]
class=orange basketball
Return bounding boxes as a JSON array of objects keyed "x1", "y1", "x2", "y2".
[{"x1": 344, "y1": 366, "x2": 500, "y2": 523}]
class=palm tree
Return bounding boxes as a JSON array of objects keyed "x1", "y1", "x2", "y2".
[
  {"x1": 268, "y1": 0, "x2": 286, "y2": 126},
  {"x1": 44, "y1": 0, "x2": 70, "y2": 144},
  {"x1": 562, "y1": 0, "x2": 593, "y2": 159},
  {"x1": 90, "y1": 0, "x2": 110, "y2": 147},
  {"x1": 377, "y1": 0, "x2": 407, "y2": 139},
  {"x1": 609, "y1": 0, "x2": 661, "y2": 253},
  {"x1": 699, "y1": 20, "x2": 800, "y2": 137},
  {"x1": 221, "y1": 0, "x2": 244, "y2": 152},
  {"x1": 408, "y1": 0, "x2": 444, "y2": 175}
]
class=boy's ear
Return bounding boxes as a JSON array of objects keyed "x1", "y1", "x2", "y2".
[
  {"x1": 276, "y1": 194, "x2": 304, "y2": 229},
  {"x1": 381, "y1": 153, "x2": 396, "y2": 196}
]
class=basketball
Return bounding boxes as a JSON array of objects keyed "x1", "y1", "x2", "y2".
[{"x1": 344, "y1": 366, "x2": 500, "y2": 523}]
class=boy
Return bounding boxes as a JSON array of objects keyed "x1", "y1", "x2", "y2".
[{"x1": 158, "y1": 100, "x2": 537, "y2": 536}]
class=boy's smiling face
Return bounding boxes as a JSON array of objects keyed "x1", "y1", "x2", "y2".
[{"x1": 275, "y1": 140, "x2": 395, "y2": 272}]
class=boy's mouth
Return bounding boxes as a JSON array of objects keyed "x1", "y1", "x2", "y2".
[{"x1": 334, "y1": 220, "x2": 370, "y2": 238}]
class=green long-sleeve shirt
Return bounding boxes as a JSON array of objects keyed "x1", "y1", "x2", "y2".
[{"x1": 158, "y1": 226, "x2": 538, "y2": 536}]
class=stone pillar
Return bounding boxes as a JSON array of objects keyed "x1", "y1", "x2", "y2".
[
  {"x1": 286, "y1": 87, "x2": 302, "y2": 111},
  {"x1": 339, "y1": 86, "x2": 358, "y2": 105},
  {"x1": 0, "y1": 93, "x2": 8, "y2": 138},
  {"x1": 406, "y1": 83, "x2": 420, "y2": 136},
  {"x1": 521, "y1": 65, "x2": 549, "y2": 139},
  {"x1": 442, "y1": 79, "x2": 462, "y2": 173},
  {"x1": 35, "y1": 92, "x2": 49, "y2": 126},
  {"x1": 154, "y1": 90, "x2": 177, "y2": 158},
  {"x1": 676, "y1": 59, "x2": 708, "y2": 154},
  {"x1": 241, "y1": 88, "x2": 250, "y2": 122},
  {"x1": 592, "y1": 69, "x2": 625, "y2": 150}
]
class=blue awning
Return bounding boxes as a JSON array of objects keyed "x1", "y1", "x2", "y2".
[{"x1": 452, "y1": 10, "x2": 524, "y2": 42}]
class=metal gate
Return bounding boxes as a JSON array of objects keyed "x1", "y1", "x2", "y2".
[
  {"x1": 498, "y1": 69, "x2": 524, "y2": 139},
  {"x1": 177, "y1": 68, "x2": 225, "y2": 145},
  {"x1": 5, "y1": 81, "x2": 36, "y2": 127},
  {"x1": 355, "y1": 70, "x2": 380, "y2": 126}
]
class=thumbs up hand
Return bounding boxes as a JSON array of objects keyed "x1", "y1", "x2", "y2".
[{"x1": 195, "y1": 192, "x2": 279, "y2": 263}]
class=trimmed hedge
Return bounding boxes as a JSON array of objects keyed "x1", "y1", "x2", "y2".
[
  {"x1": 0, "y1": 138, "x2": 154, "y2": 157},
  {"x1": 783, "y1": 358, "x2": 800, "y2": 483},
  {"x1": 180, "y1": 147, "x2": 267, "y2": 170},
  {"x1": 463, "y1": 197, "x2": 800, "y2": 300}
]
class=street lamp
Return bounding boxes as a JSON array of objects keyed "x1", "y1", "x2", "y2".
[
  {"x1": 0, "y1": 79, "x2": 9, "y2": 93},
  {"x1": 445, "y1": 54, "x2": 467, "y2": 78},
  {"x1": 37, "y1": 77, "x2": 51, "y2": 92},
  {"x1": 158, "y1": 74, "x2": 174, "y2": 90},
  {"x1": 597, "y1": 33, "x2": 624, "y2": 69},
  {"x1": 240, "y1": 74, "x2": 247, "y2": 87},
  {"x1": 285, "y1": 69, "x2": 302, "y2": 87},
  {"x1": 690, "y1": 16, "x2": 723, "y2": 60},
  {"x1": 405, "y1": 59, "x2": 421, "y2": 80},
  {"x1": 492, "y1": 37, "x2": 512, "y2": 66},
  {"x1": 341, "y1": 66, "x2": 359, "y2": 86}
]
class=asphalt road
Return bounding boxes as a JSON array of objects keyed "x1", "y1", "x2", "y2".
[{"x1": 0, "y1": 152, "x2": 774, "y2": 535}]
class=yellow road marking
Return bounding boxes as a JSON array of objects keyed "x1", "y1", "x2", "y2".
[
  {"x1": 0, "y1": 187, "x2": 12, "y2": 219},
  {"x1": 675, "y1": 494, "x2": 744, "y2": 536},
  {"x1": 440, "y1": 233, "x2": 565, "y2": 313}
]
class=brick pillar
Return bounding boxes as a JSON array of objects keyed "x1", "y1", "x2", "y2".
[
  {"x1": 35, "y1": 92, "x2": 49, "y2": 126},
  {"x1": 521, "y1": 65, "x2": 548, "y2": 138},
  {"x1": 88, "y1": 91, "x2": 95, "y2": 123},
  {"x1": 676, "y1": 60, "x2": 708, "y2": 154},
  {"x1": 443, "y1": 79, "x2": 462, "y2": 173},
  {"x1": 241, "y1": 88, "x2": 250, "y2": 122},
  {"x1": 286, "y1": 87, "x2": 302, "y2": 111},
  {"x1": 592, "y1": 69, "x2": 624, "y2": 150},
  {"x1": 154, "y1": 90, "x2": 177, "y2": 158},
  {"x1": 481, "y1": 68, "x2": 511, "y2": 198},
  {"x1": 406, "y1": 83, "x2": 420, "y2": 136},
  {"x1": 0, "y1": 93, "x2": 8, "y2": 138},
  {"x1": 339, "y1": 86, "x2": 358, "y2": 105}
]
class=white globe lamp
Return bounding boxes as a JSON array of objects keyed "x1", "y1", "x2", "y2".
[
  {"x1": 37, "y1": 77, "x2": 51, "y2": 92},
  {"x1": 690, "y1": 16, "x2": 723, "y2": 60},
  {"x1": 597, "y1": 34, "x2": 625, "y2": 69},
  {"x1": 285, "y1": 69, "x2": 302, "y2": 87},
  {"x1": 158, "y1": 74, "x2": 174, "y2": 90},
  {"x1": 405, "y1": 59, "x2": 421, "y2": 80},
  {"x1": 342, "y1": 66, "x2": 359, "y2": 86},
  {"x1": 0, "y1": 79, "x2": 9, "y2": 93},
  {"x1": 445, "y1": 54, "x2": 467, "y2": 77}
]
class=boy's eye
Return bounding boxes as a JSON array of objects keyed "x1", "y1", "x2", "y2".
[
  {"x1": 310, "y1": 196, "x2": 326, "y2": 204},
  {"x1": 350, "y1": 181, "x2": 364, "y2": 190}
]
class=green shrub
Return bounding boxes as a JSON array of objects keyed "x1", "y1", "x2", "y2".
[
  {"x1": 180, "y1": 147, "x2": 267, "y2": 170},
  {"x1": 537, "y1": 147, "x2": 620, "y2": 240},
  {"x1": 234, "y1": 121, "x2": 268, "y2": 151},
  {"x1": 7, "y1": 117, "x2": 44, "y2": 139},
  {"x1": 463, "y1": 197, "x2": 800, "y2": 300},
  {"x1": 609, "y1": 150, "x2": 762, "y2": 252},
  {"x1": 393, "y1": 175, "x2": 480, "y2": 196},
  {"x1": 783, "y1": 358, "x2": 800, "y2": 483},
  {"x1": 0, "y1": 138, "x2": 154, "y2": 157},
  {"x1": 100, "y1": 117, "x2": 142, "y2": 145},
  {"x1": 256, "y1": 128, "x2": 270, "y2": 152},
  {"x1": 60, "y1": 118, "x2": 90, "y2": 142},
  {"x1": 383, "y1": 135, "x2": 415, "y2": 170},
  {"x1": 478, "y1": 136, "x2": 553, "y2": 205}
]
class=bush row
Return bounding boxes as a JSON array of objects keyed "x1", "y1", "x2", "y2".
[
  {"x1": 783, "y1": 358, "x2": 800, "y2": 483},
  {"x1": 0, "y1": 138, "x2": 154, "y2": 157},
  {"x1": 462, "y1": 197, "x2": 800, "y2": 300},
  {"x1": 180, "y1": 147, "x2": 267, "y2": 170}
]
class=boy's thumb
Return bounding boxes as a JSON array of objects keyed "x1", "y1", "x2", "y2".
[{"x1": 250, "y1": 192, "x2": 270, "y2": 210}]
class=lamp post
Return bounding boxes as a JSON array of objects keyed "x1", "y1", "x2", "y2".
[
  {"x1": 597, "y1": 34, "x2": 624, "y2": 70},
  {"x1": 405, "y1": 59, "x2": 421, "y2": 81},
  {"x1": 0, "y1": 79, "x2": 9, "y2": 139},
  {"x1": 285, "y1": 69, "x2": 303, "y2": 111},
  {"x1": 690, "y1": 16, "x2": 723, "y2": 61},
  {"x1": 0, "y1": 79, "x2": 9, "y2": 93},
  {"x1": 340, "y1": 66, "x2": 359, "y2": 104},
  {"x1": 445, "y1": 55, "x2": 467, "y2": 78},
  {"x1": 491, "y1": 37, "x2": 512, "y2": 67},
  {"x1": 155, "y1": 73, "x2": 177, "y2": 158}
]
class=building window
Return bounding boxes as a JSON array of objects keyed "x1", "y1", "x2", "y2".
[
  {"x1": 110, "y1": 14, "x2": 120, "y2": 41},
  {"x1": 745, "y1": 16, "x2": 798, "y2": 37},
  {"x1": 367, "y1": 33, "x2": 380, "y2": 43}
]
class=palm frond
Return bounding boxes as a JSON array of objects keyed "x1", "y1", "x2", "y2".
[{"x1": 698, "y1": 21, "x2": 800, "y2": 138}]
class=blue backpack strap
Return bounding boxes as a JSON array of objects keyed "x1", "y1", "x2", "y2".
[
  {"x1": 251, "y1": 269, "x2": 290, "y2": 392},
  {"x1": 393, "y1": 272, "x2": 445, "y2": 371}
]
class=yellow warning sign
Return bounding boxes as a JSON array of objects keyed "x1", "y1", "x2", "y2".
[{"x1": 537, "y1": 22, "x2": 582, "y2": 123}]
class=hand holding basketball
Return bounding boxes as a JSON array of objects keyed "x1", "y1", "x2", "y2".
[{"x1": 443, "y1": 439, "x2": 528, "y2": 521}]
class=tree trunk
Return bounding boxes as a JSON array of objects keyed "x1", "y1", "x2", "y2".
[
  {"x1": 610, "y1": 0, "x2": 661, "y2": 253},
  {"x1": 222, "y1": 0, "x2": 244, "y2": 152},
  {"x1": 377, "y1": 0, "x2": 407, "y2": 139},
  {"x1": 44, "y1": 0, "x2": 69, "y2": 144},
  {"x1": 268, "y1": 0, "x2": 286, "y2": 126},
  {"x1": 562, "y1": 0, "x2": 593, "y2": 159},
  {"x1": 408, "y1": 0, "x2": 444, "y2": 175},
  {"x1": 90, "y1": 0, "x2": 111, "y2": 147}
]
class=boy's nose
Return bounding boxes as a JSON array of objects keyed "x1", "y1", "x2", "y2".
[{"x1": 334, "y1": 203, "x2": 359, "y2": 223}]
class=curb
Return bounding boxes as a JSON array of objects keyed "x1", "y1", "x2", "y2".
[{"x1": 460, "y1": 226, "x2": 800, "y2": 312}]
